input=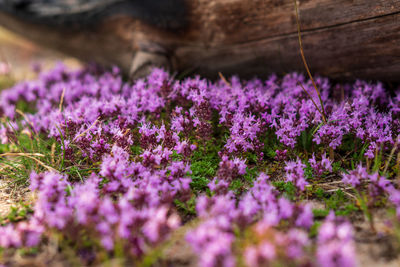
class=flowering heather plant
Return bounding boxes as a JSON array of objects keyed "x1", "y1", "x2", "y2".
[
  {"x1": 285, "y1": 158, "x2": 308, "y2": 191},
  {"x1": 309, "y1": 153, "x2": 332, "y2": 177},
  {"x1": 243, "y1": 223, "x2": 312, "y2": 267},
  {"x1": 0, "y1": 64, "x2": 399, "y2": 266},
  {"x1": 316, "y1": 212, "x2": 356, "y2": 267}
]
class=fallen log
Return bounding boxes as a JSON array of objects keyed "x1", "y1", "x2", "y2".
[{"x1": 0, "y1": 0, "x2": 399, "y2": 81}]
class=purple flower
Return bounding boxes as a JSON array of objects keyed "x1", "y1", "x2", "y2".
[
  {"x1": 284, "y1": 158, "x2": 308, "y2": 191},
  {"x1": 244, "y1": 241, "x2": 276, "y2": 267},
  {"x1": 317, "y1": 212, "x2": 357, "y2": 267},
  {"x1": 309, "y1": 153, "x2": 332, "y2": 176},
  {"x1": 341, "y1": 164, "x2": 368, "y2": 188}
]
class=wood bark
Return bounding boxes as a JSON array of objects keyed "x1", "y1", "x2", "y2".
[
  {"x1": 172, "y1": 0, "x2": 400, "y2": 81},
  {"x1": 0, "y1": 0, "x2": 399, "y2": 81}
]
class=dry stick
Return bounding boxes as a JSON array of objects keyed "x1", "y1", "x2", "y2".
[
  {"x1": 23, "y1": 155, "x2": 57, "y2": 172},
  {"x1": 293, "y1": 0, "x2": 334, "y2": 159}
]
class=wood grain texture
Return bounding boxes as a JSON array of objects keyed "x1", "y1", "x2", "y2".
[
  {"x1": 178, "y1": 0, "x2": 400, "y2": 45},
  {"x1": 175, "y1": 12, "x2": 400, "y2": 81},
  {"x1": 170, "y1": 0, "x2": 400, "y2": 81},
  {"x1": 0, "y1": 0, "x2": 399, "y2": 81}
]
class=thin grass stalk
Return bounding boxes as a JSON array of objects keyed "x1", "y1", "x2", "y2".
[
  {"x1": 293, "y1": 0, "x2": 326, "y2": 123},
  {"x1": 293, "y1": 0, "x2": 334, "y2": 159}
]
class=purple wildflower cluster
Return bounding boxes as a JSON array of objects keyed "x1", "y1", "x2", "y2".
[
  {"x1": 187, "y1": 173, "x2": 314, "y2": 267},
  {"x1": 316, "y1": 212, "x2": 356, "y2": 267},
  {"x1": 342, "y1": 165, "x2": 400, "y2": 219},
  {"x1": 284, "y1": 158, "x2": 308, "y2": 191},
  {"x1": 309, "y1": 153, "x2": 332, "y2": 177},
  {"x1": 0, "y1": 64, "x2": 398, "y2": 266}
]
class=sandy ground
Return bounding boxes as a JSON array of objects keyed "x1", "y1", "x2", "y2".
[{"x1": 0, "y1": 179, "x2": 32, "y2": 218}]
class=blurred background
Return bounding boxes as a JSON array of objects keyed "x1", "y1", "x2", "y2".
[{"x1": 0, "y1": 26, "x2": 81, "y2": 86}]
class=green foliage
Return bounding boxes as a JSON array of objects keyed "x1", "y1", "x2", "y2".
[
  {"x1": 314, "y1": 188, "x2": 359, "y2": 217},
  {"x1": 309, "y1": 221, "x2": 322, "y2": 238},
  {"x1": 0, "y1": 204, "x2": 33, "y2": 225},
  {"x1": 304, "y1": 164, "x2": 314, "y2": 180},
  {"x1": 299, "y1": 127, "x2": 314, "y2": 153},
  {"x1": 174, "y1": 196, "x2": 197, "y2": 216},
  {"x1": 273, "y1": 181, "x2": 297, "y2": 200},
  {"x1": 65, "y1": 165, "x2": 99, "y2": 183},
  {"x1": 189, "y1": 145, "x2": 220, "y2": 193},
  {"x1": 312, "y1": 209, "x2": 329, "y2": 219},
  {"x1": 322, "y1": 189, "x2": 347, "y2": 210},
  {"x1": 229, "y1": 179, "x2": 244, "y2": 194},
  {"x1": 331, "y1": 161, "x2": 343, "y2": 173},
  {"x1": 261, "y1": 131, "x2": 279, "y2": 159},
  {"x1": 130, "y1": 145, "x2": 142, "y2": 156},
  {"x1": 243, "y1": 167, "x2": 259, "y2": 184},
  {"x1": 0, "y1": 126, "x2": 58, "y2": 185},
  {"x1": 246, "y1": 153, "x2": 258, "y2": 165},
  {"x1": 15, "y1": 100, "x2": 37, "y2": 114}
]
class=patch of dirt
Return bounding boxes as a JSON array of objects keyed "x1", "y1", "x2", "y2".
[
  {"x1": 306, "y1": 198, "x2": 400, "y2": 267},
  {"x1": 353, "y1": 209, "x2": 400, "y2": 267},
  {"x1": 157, "y1": 221, "x2": 198, "y2": 267},
  {"x1": 0, "y1": 179, "x2": 31, "y2": 218}
]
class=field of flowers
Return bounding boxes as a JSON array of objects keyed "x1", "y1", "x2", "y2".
[{"x1": 0, "y1": 64, "x2": 399, "y2": 266}]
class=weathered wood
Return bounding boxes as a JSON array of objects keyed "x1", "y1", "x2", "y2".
[
  {"x1": 0, "y1": 0, "x2": 399, "y2": 81},
  {"x1": 168, "y1": 0, "x2": 400, "y2": 81},
  {"x1": 173, "y1": 0, "x2": 400, "y2": 81}
]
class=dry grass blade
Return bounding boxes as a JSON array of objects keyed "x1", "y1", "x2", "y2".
[
  {"x1": 297, "y1": 81, "x2": 324, "y2": 118},
  {"x1": 383, "y1": 139, "x2": 398, "y2": 175},
  {"x1": 20, "y1": 155, "x2": 56, "y2": 172},
  {"x1": 293, "y1": 0, "x2": 327, "y2": 123},
  {"x1": 0, "y1": 152, "x2": 56, "y2": 171},
  {"x1": 293, "y1": 0, "x2": 335, "y2": 159},
  {"x1": 51, "y1": 142, "x2": 56, "y2": 165},
  {"x1": 0, "y1": 152, "x2": 45, "y2": 157},
  {"x1": 218, "y1": 72, "x2": 231, "y2": 87},
  {"x1": 72, "y1": 117, "x2": 100, "y2": 142},
  {"x1": 59, "y1": 87, "x2": 66, "y2": 112},
  {"x1": 15, "y1": 109, "x2": 38, "y2": 136}
]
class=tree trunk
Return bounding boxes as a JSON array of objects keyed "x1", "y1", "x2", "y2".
[
  {"x1": 174, "y1": 0, "x2": 400, "y2": 81},
  {"x1": 0, "y1": 0, "x2": 399, "y2": 81}
]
